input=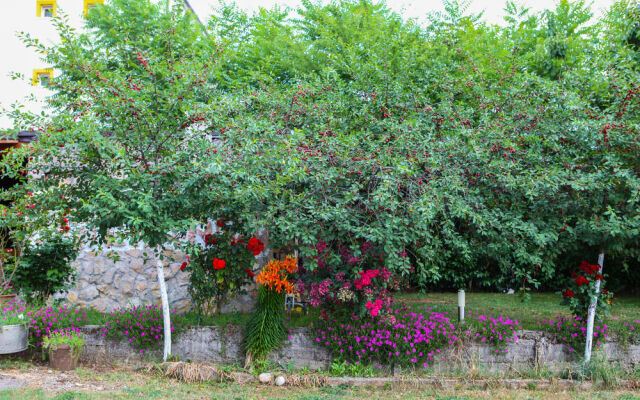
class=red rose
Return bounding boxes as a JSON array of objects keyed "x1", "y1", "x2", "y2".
[
  {"x1": 247, "y1": 237, "x2": 264, "y2": 255},
  {"x1": 562, "y1": 289, "x2": 575, "y2": 298},
  {"x1": 594, "y1": 274, "x2": 603, "y2": 281},
  {"x1": 180, "y1": 261, "x2": 188, "y2": 271},
  {"x1": 213, "y1": 258, "x2": 226, "y2": 270},
  {"x1": 204, "y1": 234, "x2": 216, "y2": 246},
  {"x1": 246, "y1": 268, "x2": 255, "y2": 278},
  {"x1": 216, "y1": 219, "x2": 224, "y2": 228},
  {"x1": 574, "y1": 276, "x2": 589, "y2": 287}
]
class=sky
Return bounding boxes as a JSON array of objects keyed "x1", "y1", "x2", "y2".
[{"x1": 186, "y1": 0, "x2": 618, "y2": 26}]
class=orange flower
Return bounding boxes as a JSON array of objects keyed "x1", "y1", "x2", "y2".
[{"x1": 256, "y1": 256, "x2": 298, "y2": 294}]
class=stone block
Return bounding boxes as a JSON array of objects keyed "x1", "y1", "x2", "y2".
[
  {"x1": 136, "y1": 281, "x2": 148, "y2": 292},
  {"x1": 120, "y1": 277, "x2": 135, "y2": 295},
  {"x1": 80, "y1": 285, "x2": 99, "y2": 300}
]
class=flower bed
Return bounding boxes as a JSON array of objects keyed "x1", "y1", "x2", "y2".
[{"x1": 316, "y1": 309, "x2": 521, "y2": 368}]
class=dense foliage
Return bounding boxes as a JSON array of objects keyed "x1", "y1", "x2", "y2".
[
  {"x1": 184, "y1": 226, "x2": 263, "y2": 315},
  {"x1": 5, "y1": 0, "x2": 639, "y2": 303},
  {"x1": 15, "y1": 234, "x2": 78, "y2": 302}
]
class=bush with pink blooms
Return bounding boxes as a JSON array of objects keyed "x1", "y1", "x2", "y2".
[
  {"x1": 316, "y1": 308, "x2": 520, "y2": 367},
  {"x1": 27, "y1": 304, "x2": 90, "y2": 346},
  {"x1": 102, "y1": 305, "x2": 183, "y2": 353},
  {"x1": 536, "y1": 314, "x2": 611, "y2": 358}
]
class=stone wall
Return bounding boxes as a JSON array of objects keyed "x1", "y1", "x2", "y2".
[
  {"x1": 64, "y1": 223, "x2": 269, "y2": 314},
  {"x1": 79, "y1": 326, "x2": 640, "y2": 372}
]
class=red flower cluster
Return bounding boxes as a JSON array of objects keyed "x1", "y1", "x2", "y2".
[
  {"x1": 354, "y1": 269, "x2": 379, "y2": 290},
  {"x1": 247, "y1": 238, "x2": 264, "y2": 256},
  {"x1": 562, "y1": 289, "x2": 575, "y2": 298},
  {"x1": 574, "y1": 275, "x2": 589, "y2": 287},
  {"x1": 365, "y1": 299, "x2": 384, "y2": 317},
  {"x1": 204, "y1": 234, "x2": 216, "y2": 246},
  {"x1": 180, "y1": 261, "x2": 188, "y2": 271},
  {"x1": 579, "y1": 260, "x2": 600, "y2": 275},
  {"x1": 245, "y1": 268, "x2": 255, "y2": 278},
  {"x1": 213, "y1": 258, "x2": 226, "y2": 270}
]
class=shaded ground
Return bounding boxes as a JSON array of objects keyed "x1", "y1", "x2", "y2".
[{"x1": 0, "y1": 364, "x2": 639, "y2": 399}]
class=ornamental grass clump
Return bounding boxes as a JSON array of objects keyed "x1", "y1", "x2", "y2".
[
  {"x1": 245, "y1": 256, "x2": 297, "y2": 363},
  {"x1": 102, "y1": 305, "x2": 183, "y2": 354}
]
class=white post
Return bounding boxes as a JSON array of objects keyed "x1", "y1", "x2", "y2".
[
  {"x1": 584, "y1": 251, "x2": 604, "y2": 363},
  {"x1": 156, "y1": 256, "x2": 172, "y2": 361},
  {"x1": 457, "y1": 289, "x2": 465, "y2": 323}
]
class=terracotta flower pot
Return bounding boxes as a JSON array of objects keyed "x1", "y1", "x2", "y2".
[{"x1": 49, "y1": 344, "x2": 76, "y2": 371}]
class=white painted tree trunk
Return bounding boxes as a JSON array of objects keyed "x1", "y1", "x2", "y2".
[
  {"x1": 584, "y1": 251, "x2": 604, "y2": 363},
  {"x1": 156, "y1": 257, "x2": 172, "y2": 361}
]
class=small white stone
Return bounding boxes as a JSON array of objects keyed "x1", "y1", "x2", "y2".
[
  {"x1": 258, "y1": 372, "x2": 272, "y2": 384},
  {"x1": 275, "y1": 376, "x2": 286, "y2": 386}
]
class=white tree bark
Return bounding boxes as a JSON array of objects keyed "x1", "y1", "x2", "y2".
[
  {"x1": 584, "y1": 251, "x2": 604, "y2": 363},
  {"x1": 156, "y1": 255, "x2": 172, "y2": 361}
]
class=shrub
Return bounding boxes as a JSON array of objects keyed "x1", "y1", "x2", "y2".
[
  {"x1": 183, "y1": 226, "x2": 263, "y2": 315},
  {"x1": 316, "y1": 308, "x2": 520, "y2": 368},
  {"x1": 27, "y1": 304, "x2": 90, "y2": 347},
  {"x1": 560, "y1": 260, "x2": 614, "y2": 321},
  {"x1": 102, "y1": 305, "x2": 183, "y2": 354},
  {"x1": 15, "y1": 234, "x2": 78, "y2": 302},
  {"x1": 0, "y1": 298, "x2": 28, "y2": 327},
  {"x1": 536, "y1": 314, "x2": 610, "y2": 358}
]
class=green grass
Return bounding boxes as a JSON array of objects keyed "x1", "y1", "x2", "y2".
[
  {"x1": 54, "y1": 292, "x2": 639, "y2": 334},
  {"x1": 395, "y1": 292, "x2": 640, "y2": 330},
  {"x1": 1, "y1": 367, "x2": 639, "y2": 400}
]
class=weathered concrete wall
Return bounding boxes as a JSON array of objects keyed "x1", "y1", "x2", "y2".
[
  {"x1": 65, "y1": 223, "x2": 269, "y2": 313},
  {"x1": 78, "y1": 326, "x2": 640, "y2": 372}
]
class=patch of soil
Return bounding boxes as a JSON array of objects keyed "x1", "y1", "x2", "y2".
[{"x1": 0, "y1": 365, "x2": 123, "y2": 393}]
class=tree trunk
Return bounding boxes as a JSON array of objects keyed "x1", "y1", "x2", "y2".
[
  {"x1": 156, "y1": 255, "x2": 172, "y2": 361},
  {"x1": 584, "y1": 250, "x2": 604, "y2": 363}
]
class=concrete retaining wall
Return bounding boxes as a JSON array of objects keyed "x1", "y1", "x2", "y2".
[{"x1": 78, "y1": 326, "x2": 640, "y2": 372}]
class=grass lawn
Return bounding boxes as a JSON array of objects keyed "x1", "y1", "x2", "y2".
[
  {"x1": 0, "y1": 365, "x2": 638, "y2": 399},
  {"x1": 395, "y1": 292, "x2": 640, "y2": 330},
  {"x1": 73, "y1": 292, "x2": 639, "y2": 333}
]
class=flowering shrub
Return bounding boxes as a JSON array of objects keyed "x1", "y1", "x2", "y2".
[
  {"x1": 561, "y1": 260, "x2": 614, "y2": 320},
  {"x1": 0, "y1": 298, "x2": 27, "y2": 327},
  {"x1": 28, "y1": 304, "x2": 90, "y2": 346},
  {"x1": 536, "y1": 314, "x2": 609, "y2": 358},
  {"x1": 102, "y1": 305, "x2": 183, "y2": 353},
  {"x1": 297, "y1": 241, "x2": 402, "y2": 319},
  {"x1": 316, "y1": 308, "x2": 520, "y2": 367},
  {"x1": 463, "y1": 311, "x2": 521, "y2": 350},
  {"x1": 184, "y1": 225, "x2": 264, "y2": 315}
]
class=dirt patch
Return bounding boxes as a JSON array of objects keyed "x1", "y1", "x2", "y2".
[{"x1": 0, "y1": 365, "x2": 127, "y2": 393}]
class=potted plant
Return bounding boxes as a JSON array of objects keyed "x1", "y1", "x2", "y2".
[
  {"x1": 43, "y1": 329, "x2": 85, "y2": 371},
  {"x1": 0, "y1": 298, "x2": 28, "y2": 354}
]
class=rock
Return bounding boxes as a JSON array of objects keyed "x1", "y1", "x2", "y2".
[
  {"x1": 120, "y1": 277, "x2": 135, "y2": 295},
  {"x1": 258, "y1": 373, "x2": 272, "y2": 384},
  {"x1": 80, "y1": 286, "x2": 99, "y2": 300},
  {"x1": 275, "y1": 376, "x2": 285, "y2": 386},
  {"x1": 67, "y1": 291, "x2": 78, "y2": 304},
  {"x1": 136, "y1": 281, "x2": 148, "y2": 292}
]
